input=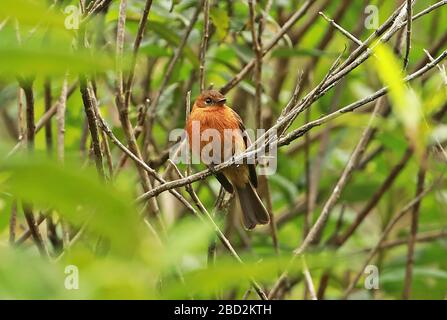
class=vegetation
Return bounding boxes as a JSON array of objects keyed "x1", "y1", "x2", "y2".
[{"x1": 0, "y1": 0, "x2": 446, "y2": 300}]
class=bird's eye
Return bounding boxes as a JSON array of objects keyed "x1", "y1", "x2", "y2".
[{"x1": 205, "y1": 98, "x2": 212, "y2": 104}]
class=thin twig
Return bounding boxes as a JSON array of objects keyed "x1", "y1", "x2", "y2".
[
  {"x1": 17, "y1": 77, "x2": 50, "y2": 257},
  {"x1": 335, "y1": 148, "x2": 413, "y2": 246},
  {"x1": 171, "y1": 160, "x2": 269, "y2": 300},
  {"x1": 97, "y1": 112, "x2": 195, "y2": 216},
  {"x1": 57, "y1": 77, "x2": 68, "y2": 162},
  {"x1": 279, "y1": 51, "x2": 447, "y2": 147},
  {"x1": 17, "y1": 88, "x2": 25, "y2": 142},
  {"x1": 150, "y1": 2, "x2": 446, "y2": 205},
  {"x1": 114, "y1": 0, "x2": 161, "y2": 218},
  {"x1": 23, "y1": 207, "x2": 49, "y2": 257},
  {"x1": 124, "y1": 0, "x2": 154, "y2": 104},
  {"x1": 43, "y1": 78, "x2": 53, "y2": 152},
  {"x1": 302, "y1": 257, "x2": 317, "y2": 300},
  {"x1": 7, "y1": 83, "x2": 77, "y2": 158},
  {"x1": 269, "y1": 0, "x2": 332, "y2": 103},
  {"x1": 303, "y1": 106, "x2": 312, "y2": 240},
  {"x1": 57, "y1": 76, "x2": 70, "y2": 248},
  {"x1": 248, "y1": 0, "x2": 263, "y2": 129},
  {"x1": 116, "y1": 0, "x2": 127, "y2": 97}
]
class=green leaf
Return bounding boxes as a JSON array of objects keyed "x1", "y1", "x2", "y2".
[
  {"x1": 148, "y1": 20, "x2": 199, "y2": 67},
  {"x1": 0, "y1": 151, "x2": 142, "y2": 256},
  {"x1": 139, "y1": 42, "x2": 172, "y2": 57},
  {"x1": 371, "y1": 44, "x2": 425, "y2": 160},
  {"x1": 210, "y1": 7, "x2": 229, "y2": 42},
  {"x1": 0, "y1": 27, "x2": 117, "y2": 78}
]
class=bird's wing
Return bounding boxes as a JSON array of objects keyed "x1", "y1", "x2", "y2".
[
  {"x1": 232, "y1": 109, "x2": 258, "y2": 188},
  {"x1": 215, "y1": 171, "x2": 234, "y2": 193}
]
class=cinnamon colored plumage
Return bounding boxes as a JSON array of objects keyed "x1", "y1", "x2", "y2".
[{"x1": 186, "y1": 90, "x2": 270, "y2": 229}]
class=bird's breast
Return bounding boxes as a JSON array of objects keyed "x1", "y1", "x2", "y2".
[{"x1": 186, "y1": 106, "x2": 245, "y2": 164}]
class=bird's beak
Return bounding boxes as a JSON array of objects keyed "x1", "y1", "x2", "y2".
[{"x1": 217, "y1": 98, "x2": 226, "y2": 103}]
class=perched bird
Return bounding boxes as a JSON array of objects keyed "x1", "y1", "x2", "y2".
[{"x1": 186, "y1": 90, "x2": 270, "y2": 229}]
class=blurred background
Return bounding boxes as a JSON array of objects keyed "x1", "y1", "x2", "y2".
[{"x1": 0, "y1": 0, "x2": 446, "y2": 299}]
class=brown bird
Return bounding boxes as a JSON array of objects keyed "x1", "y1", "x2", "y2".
[{"x1": 186, "y1": 90, "x2": 270, "y2": 229}]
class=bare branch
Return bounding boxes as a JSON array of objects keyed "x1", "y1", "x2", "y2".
[{"x1": 79, "y1": 75, "x2": 105, "y2": 179}]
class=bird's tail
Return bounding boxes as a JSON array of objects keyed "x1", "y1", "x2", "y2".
[{"x1": 236, "y1": 183, "x2": 270, "y2": 229}]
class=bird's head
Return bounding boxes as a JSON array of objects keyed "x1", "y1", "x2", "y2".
[{"x1": 194, "y1": 90, "x2": 227, "y2": 108}]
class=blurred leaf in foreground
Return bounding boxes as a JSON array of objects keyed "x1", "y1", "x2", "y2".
[
  {"x1": 0, "y1": 248, "x2": 70, "y2": 299},
  {"x1": 161, "y1": 250, "x2": 357, "y2": 299},
  {"x1": 372, "y1": 44, "x2": 426, "y2": 161}
]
